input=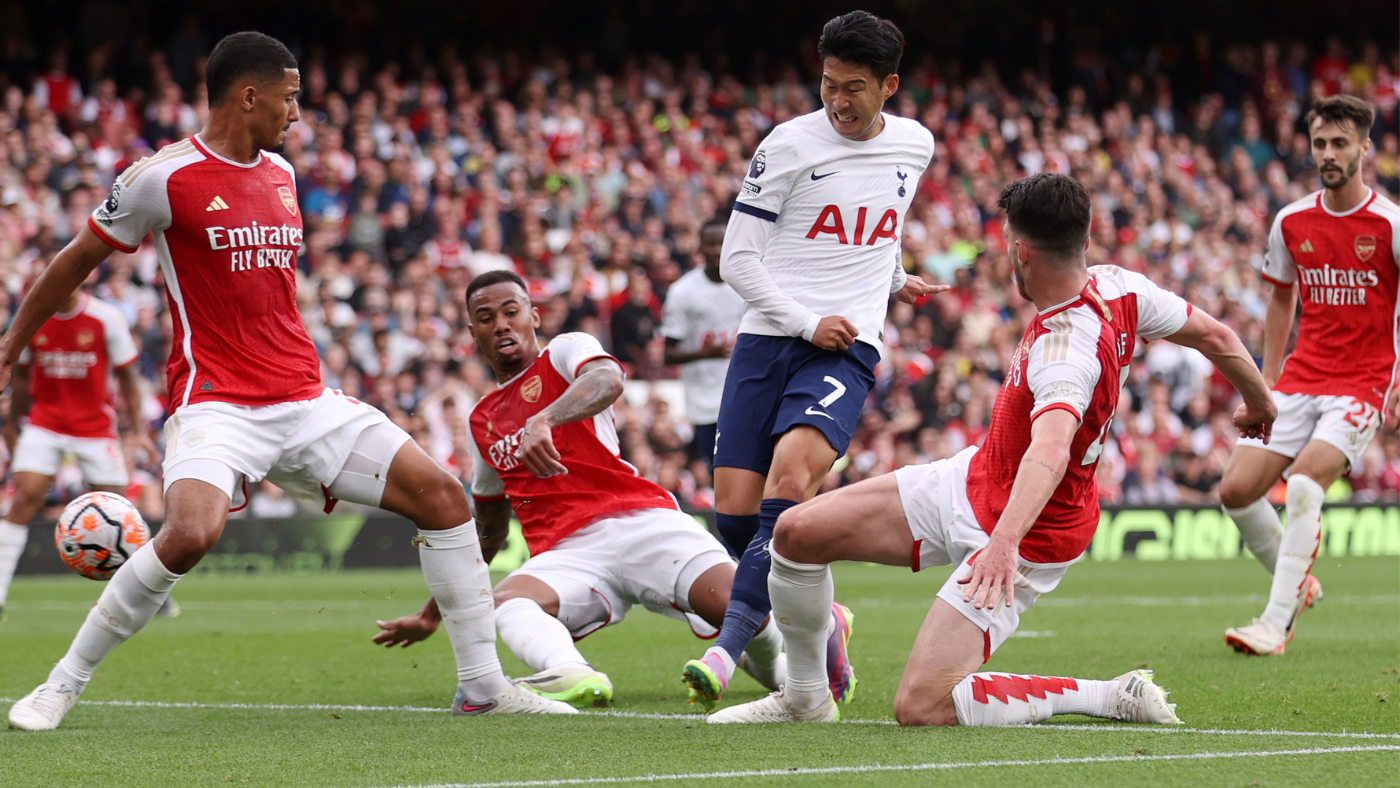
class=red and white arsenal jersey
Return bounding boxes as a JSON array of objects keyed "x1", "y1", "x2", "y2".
[
  {"x1": 18, "y1": 294, "x2": 138, "y2": 439},
  {"x1": 468, "y1": 333, "x2": 680, "y2": 556},
  {"x1": 1261, "y1": 189, "x2": 1400, "y2": 412},
  {"x1": 965, "y1": 266, "x2": 1191, "y2": 564},
  {"x1": 87, "y1": 135, "x2": 323, "y2": 412}
]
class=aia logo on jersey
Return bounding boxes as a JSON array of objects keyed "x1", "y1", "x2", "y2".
[
  {"x1": 806, "y1": 206, "x2": 898, "y2": 246},
  {"x1": 278, "y1": 186, "x2": 297, "y2": 216},
  {"x1": 1356, "y1": 234, "x2": 1377, "y2": 262},
  {"x1": 521, "y1": 376, "x2": 542, "y2": 403}
]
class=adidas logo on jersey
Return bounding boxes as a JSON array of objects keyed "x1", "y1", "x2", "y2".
[
  {"x1": 206, "y1": 196, "x2": 231, "y2": 212},
  {"x1": 1299, "y1": 239, "x2": 1314, "y2": 253}
]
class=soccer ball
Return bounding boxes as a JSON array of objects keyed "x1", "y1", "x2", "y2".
[{"x1": 54, "y1": 492, "x2": 149, "y2": 580}]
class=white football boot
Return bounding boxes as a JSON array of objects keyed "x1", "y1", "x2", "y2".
[
  {"x1": 707, "y1": 690, "x2": 838, "y2": 724},
  {"x1": 452, "y1": 682, "x2": 578, "y2": 716},
  {"x1": 737, "y1": 650, "x2": 787, "y2": 692},
  {"x1": 1225, "y1": 616, "x2": 1288, "y2": 655},
  {"x1": 512, "y1": 666, "x2": 614, "y2": 708},
  {"x1": 1106, "y1": 670, "x2": 1181, "y2": 724},
  {"x1": 8, "y1": 680, "x2": 82, "y2": 731}
]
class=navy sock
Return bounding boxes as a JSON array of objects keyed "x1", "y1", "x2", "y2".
[
  {"x1": 714, "y1": 498, "x2": 799, "y2": 661},
  {"x1": 714, "y1": 513, "x2": 760, "y2": 560}
]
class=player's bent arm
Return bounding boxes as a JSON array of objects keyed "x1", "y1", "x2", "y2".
[
  {"x1": 1260, "y1": 284, "x2": 1297, "y2": 387},
  {"x1": 474, "y1": 496, "x2": 514, "y2": 564},
  {"x1": 719, "y1": 211, "x2": 822, "y2": 341},
  {"x1": 519, "y1": 358, "x2": 624, "y2": 477},
  {"x1": 0, "y1": 226, "x2": 112, "y2": 372},
  {"x1": 1164, "y1": 308, "x2": 1273, "y2": 418}
]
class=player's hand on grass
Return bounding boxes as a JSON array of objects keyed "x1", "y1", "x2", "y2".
[
  {"x1": 894, "y1": 274, "x2": 950, "y2": 304},
  {"x1": 812, "y1": 316, "x2": 858, "y2": 352},
  {"x1": 958, "y1": 537, "x2": 1018, "y2": 611},
  {"x1": 519, "y1": 413, "x2": 569, "y2": 477},
  {"x1": 372, "y1": 614, "x2": 440, "y2": 647},
  {"x1": 1232, "y1": 397, "x2": 1277, "y2": 444}
]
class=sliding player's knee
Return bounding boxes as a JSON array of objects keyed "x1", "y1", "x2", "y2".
[{"x1": 772, "y1": 504, "x2": 823, "y2": 563}]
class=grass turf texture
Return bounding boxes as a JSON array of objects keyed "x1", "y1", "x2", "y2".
[{"x1": 1, "y1": 556, "x2": 1395, "y2": 787}]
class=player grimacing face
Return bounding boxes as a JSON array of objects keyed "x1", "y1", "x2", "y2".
[
  {"x1": 1311, "y1": 118, "x2": 1370, "y2": 190},
  {"x1": 820, "y1": 58, "x2": 898, "y2": 141},
  {"x1": 468, "y1": 283, "x2": 543, "y2": 381}
]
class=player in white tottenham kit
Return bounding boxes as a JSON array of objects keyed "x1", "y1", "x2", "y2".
[
  {"x1": 682, "y1": 11, "x2": 946, "y2": 710},
  {"x1": 5, "y1": 32, "x2": 570, "y2": 731},
  {"x1": 661, "y1": 217, "x2": 746, "y2": 474},
  {"x1": 710, "y1": 174, "x2": 1275, "y2": 725},
  {"x1": 1219, "y1": 95, "x2": 1400, "y2": 655}
]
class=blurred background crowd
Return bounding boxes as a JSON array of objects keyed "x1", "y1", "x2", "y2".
[{"x1": 2, "y1": 0, "x2": 1399, "y2": 519}]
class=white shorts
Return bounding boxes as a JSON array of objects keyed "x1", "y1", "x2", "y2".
[
  {"x1": 162, "y1": 388, "x2": 411, "y2": 511},
  {"x1": 509, "y1": 508, "x2": 733, "y2": 640},
  {"x1": 1235, "y1": 392, "x2": 1380, "y2": 469},
  {"x1": 12, "y1": 425, "x2": 128, "y2": 486},
  {"x1": 895, "y1": 446, "x2": 1071, "y2": 661}
]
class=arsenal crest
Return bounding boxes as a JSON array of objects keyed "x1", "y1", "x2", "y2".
[
  {"x1": 76, "y1": 330, "x2": 95, "y2": 348},
  {"x1": 521, "y1": 376, "x2": 542, "y2": 403},
  {"x1": 1355, "y1": 234, "x2": 1377, "y2": 262},
  {"x1": 278, "y1": 186, "x2": 298, "y2": 216}
]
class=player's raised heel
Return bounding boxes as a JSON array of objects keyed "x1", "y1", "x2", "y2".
[
  {"x1": 707, "y1": 690, "x2": 839, "y2": 724},
  {"x1": 1225, "y1": 616, "x2": 1288, "y2": 655},
  {"x1": 513, "y1": 667, "x2": 614, "y2": 708},
  {"x1": 452, "y1": 683, "x2": 578, "y2": 715},
  {"x1": 827, "y1": 603, "x2": 858, "y2": 704},
  {"x1": 681, "y1": 657, "x2": 727, "y2": 711},
  {"x1": 1107, "y1": 670, "x2": 1181, "y2": 724},
  {"x1": 7, "y1": 680, "x2": 82, "y2": 731}
]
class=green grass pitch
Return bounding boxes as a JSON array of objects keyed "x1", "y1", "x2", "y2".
[{"x1": 1, "y1": 556, "x2": 1396, "y2": 787}]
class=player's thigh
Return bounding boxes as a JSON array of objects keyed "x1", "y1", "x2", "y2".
[
  {"x1": 7, "y1": 472, "x2": 54, "y2": 524},
  {"x1": 378, "y1": 439, "x2": 472, "y2": 530},
  {"x1": 72, "y1": 437, "x2": 128, "y2": 488},
  {"x1": 770, "y1": 342, "x2": 879, "y2": 468},
  {"x1": 713, "y1": 335, "x2": 792, "y2": 476},
  {"x1": 507, "y1": 537, "x2": 618, "y2": 638},
  {"x1": 765, "y1": 425, "x2": 838, "y2": 501},
  {"x1": 163, "y1": 402, "x2": 288, "y2": 510},
  {"x1": 772, "y1": 471, "x2": 913, "y2": 566},
  {"x1": 155, "y1": 478, "x2": 233, "y2": 573},
  {"x1": 1219, "y1": 446, "x2": 1294, "y2": 508},
  {"x1": 1292, "y1": 396, "x2": 1381, "y2": 485},
  {"x1": 893, "y1": 597, "x2": 987, "y2": 727},
  {"x1": 494, "y1": 573, "x2": 562, "y2": 617},
  {"x1": 1289, "y1": 440, "x2": 1351, "y2": 489}
]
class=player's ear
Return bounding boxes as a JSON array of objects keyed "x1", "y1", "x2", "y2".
[
  {"x1": 530, "y1": 305, "x2": 541, "y2": 329},
  {"x1": 883, "y1": 74, "x2": 899, "y2": 101},
  {"x1": 238, "y1": 83, "x2": 258, "y2": 112}
]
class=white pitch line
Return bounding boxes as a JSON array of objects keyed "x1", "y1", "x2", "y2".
[
  {"x1": 850, "y1": 594, "x2": 1399, "y2": 609},
  {"x1": 360, "y1": 745, "x2": 1400, "y2": 788},
  {"x1": 4, "y1": 697, "x2": 1396, "y2": 741}
]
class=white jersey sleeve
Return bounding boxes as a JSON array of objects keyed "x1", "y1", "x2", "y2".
[
  {"x1": 1261, "y1": 209, "x2": 1297, "y2": 286},
  {"x1": 1027, "y1": 309, "x2": 1103, "y2": 422},
  {"x1": 465, "y1": 420, "x2": 506, "y2": 500},
  {"x1": 89, "y1": 156, "x2": 175, "y2": 253},
  {"x1": 659, "y1": 279, "x2": 692, "y2": 342},
  {"x1": 733, "y1": 129, "x2": 803, "y2": 222},
  {"x1": 1088, "y1": 265, "x2": 1191, "y2": 342},
  {"x1": 720, "y1": 212, "x2": 820, "y2": 339},
  {"x1": 547, "y1": 332, "x2": 620, "y2": 383},
  {"x1": 90, "y1": 298, "x2": 139, "y2": 368}
]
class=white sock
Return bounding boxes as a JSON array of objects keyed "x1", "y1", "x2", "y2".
[
  {"x1": 0, "y1": 519, "x2": 29, "y2": 607},
  {"x1": 768, "y1": 547, "x2": 833, "y2": 712},
  {"x1": 951, "y1": 672, "x2": 1114, "y2": 725},
  {"x1": 49, "y1": 543, "x2": 182, "y2": 689},
  {"x1": 1224, "y1": 498, "x2": 1284, "y2": 573},
  {"x1": 495, "y1": 596, "x2": 590, "y2": 673},
  {"x1": 416, "y1": 522, "x2": 507, "y2": 698},
  {"x1": 701, "y1": 645, "x2": 737, "y2": 683},
  {"x1": 1263, "y1": 475, "x2": 1325, "y2": 630},
  {"x1": 738, "y1": 616, "x2": 787, "y2": 690}
]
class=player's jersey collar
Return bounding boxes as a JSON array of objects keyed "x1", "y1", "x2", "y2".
[
  {"x1": 191, "y1": 133, "x2": 263, "y2": 169},
  {"x1": 495, "y1": 349, "x2": 544, "y2": 388},
  {"x1": 52, "y1": 293, "x2": 89, "y2": 321},
  {"x1": 1318, "y1": 187, "x2": 1374, "y2": 218},
  {"x1": 1036, "y1": 292, "x2": 1082, "y2": 316}
]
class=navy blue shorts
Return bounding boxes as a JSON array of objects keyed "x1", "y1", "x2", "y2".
[
  {"x1": 692, "y1": 422, "x2": 718, "y2": 471},
  {"x1": 713, "y1": 334, "x2": 879, "y2": 475}
]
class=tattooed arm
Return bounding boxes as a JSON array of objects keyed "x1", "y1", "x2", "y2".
[
  {"x1": 958, "y1": 408, "x2": 1078, "y2": 611},
  {"x1": 516, "y1": 358, "x2": 625, "y2": 478}
]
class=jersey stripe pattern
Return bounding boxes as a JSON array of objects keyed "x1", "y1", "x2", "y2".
[
  {"x1": 1261, "y1": 189, "x2": 1400, "y2": 411},
  {"x1": 88, "y1": 135, "x2": 323, "y2": 411},
  {"x1": 468, "y1": 334, "x2": 680, "y2": 556},
  {"x1": 19, "y1": 294, "x2": 137, "y2": 439},
  {"x1": 965, "y1": 266, "x2": 1191, "y2": 564}
]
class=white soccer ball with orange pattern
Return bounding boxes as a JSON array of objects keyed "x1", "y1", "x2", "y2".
[{"x1": 54, "y1": 492, "x2": 149, "y2": 580}]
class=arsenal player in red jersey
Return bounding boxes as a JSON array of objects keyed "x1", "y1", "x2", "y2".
[
  {"x1": 3, "y1": 32, "x2": 571, "y2": 732},
  {"x1": 372, "y1": 270, "x2": 791, "y2": 709},
  {"x1": 0, "y1": 283, "x2": 163, "y2": 618},
  {"x1": 1219, "y1": 95, "x2": 1400, "y2": 657},
  {"x1": 709, "y1": 174, "x2": 1275, "y2": 726}
]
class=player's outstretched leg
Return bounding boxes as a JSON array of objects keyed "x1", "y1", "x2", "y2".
[
  {"x1": 1219, "y1": 447, "x2": 1293, "y2": 576},
  {"x1": 366, "y1": 431, "x2": 573, "y2": 715},
  {"x1": 0, "y1": 471, "x2": 53, "y2": 619},
  {"x1": 492, "y1": 577, "x2": 613, "y2": 709},
  {"x1": 7, "y1": 478, "x2": 216, "y2": 731}
]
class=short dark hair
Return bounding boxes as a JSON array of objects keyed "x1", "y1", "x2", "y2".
[
  {"x1": 996, "y1": 173, "x2": 1092, "y2": 259},
  {"x1": 465, "y1": 269, "x2": 528, "y2": 306},
  {"x1": 817, "y1": 11, "x2": 905, "y2": 82},
  {"x1": 1305, "y1": 94, "x2": 1376, "y2": 141},
  {"x1": 206, "y1": 32, "x2": 298, "y2": 106}
]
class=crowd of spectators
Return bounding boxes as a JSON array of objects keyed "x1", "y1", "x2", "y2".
[{"x1": 3, "y1": 30, "x2": 1400, "y2": 519}]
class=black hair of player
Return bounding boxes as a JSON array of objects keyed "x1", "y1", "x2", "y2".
[
  {"x1": 206, "y1": 32, "x2": 298, "y2": 107},
  {"x1": 996, "y1": 173, "x2": 1092, "y2": 259},
  {"x1": 817, "y1": 11, "x2": 905, "y2": 81},
  {"x1": 466, "y1": 269, "x2": 529, "y2": 306},
  {"x1": 1305, "y1": 94, "x2": 1375, "y2": 140}
]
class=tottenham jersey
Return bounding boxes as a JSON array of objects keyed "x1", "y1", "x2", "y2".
[
  {"x1": 733, "y1": 110, "x2": 934, "y2": 347},
  {"x1": 659, "y1": 267, "x2": 746, "y2": 424}
]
